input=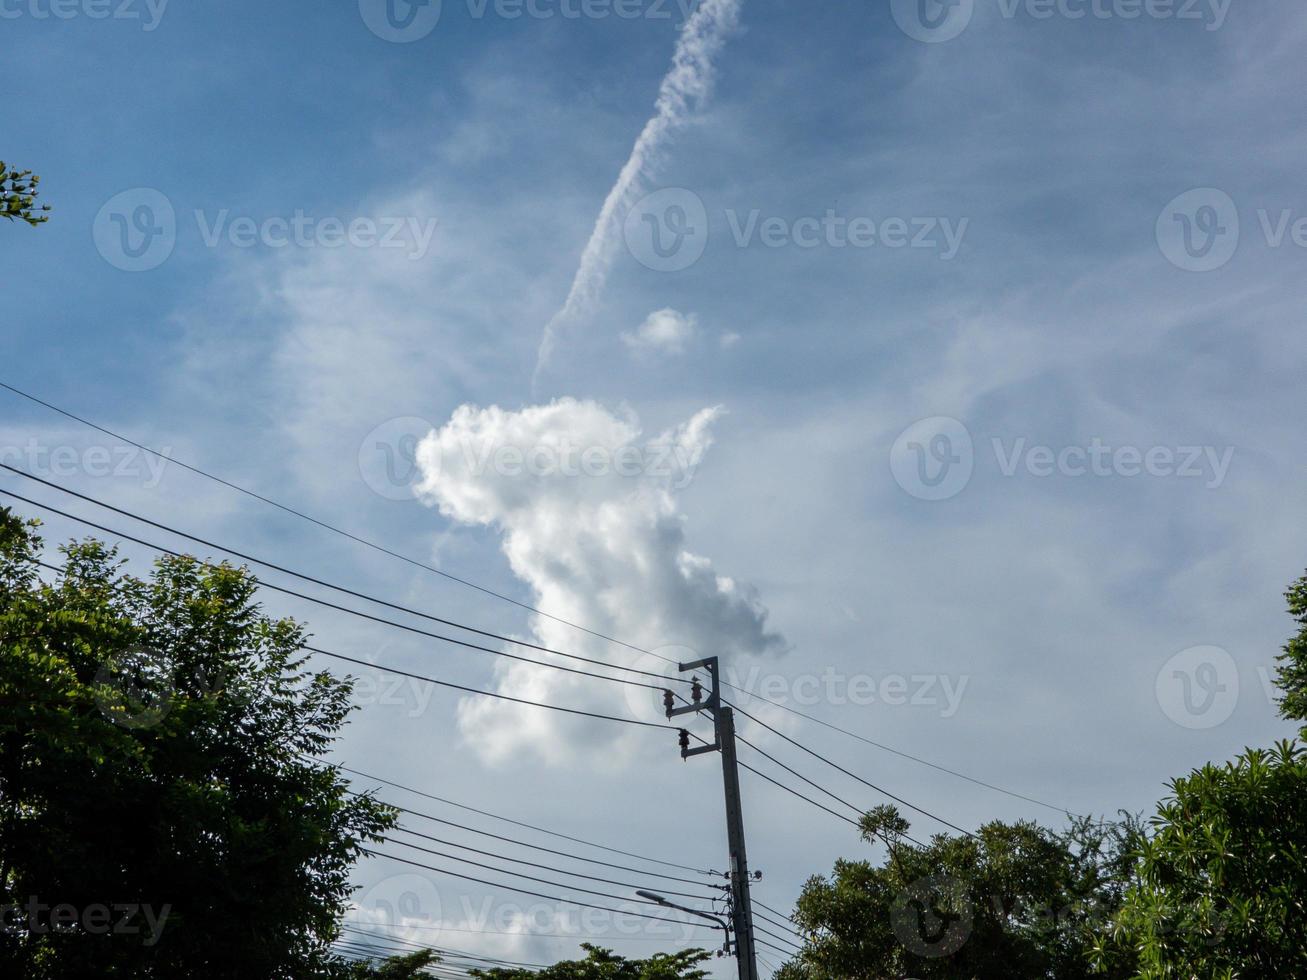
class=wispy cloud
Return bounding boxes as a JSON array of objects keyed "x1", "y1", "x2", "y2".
[{"x1": 533, "y1": 0, "x2": 742, "y2": 385}]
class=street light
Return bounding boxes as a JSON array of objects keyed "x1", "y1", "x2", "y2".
[{"x1": 636, "y1": 890, "x2": 733, "y2": 957}]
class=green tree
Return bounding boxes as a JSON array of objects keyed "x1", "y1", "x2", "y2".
[
  {"x1": 776, "y1": 806, "x2": 1140, "y2": 980},
  {"x1": 470, "y1": 943, "x2": 713, "y2": 980},
  {"x1": 345, "y1": 950, "x2": 440, "y2": 978},
  {"x1": 0, "y1": 508, "x2": 398, "y2": 978},
  {"x1": 1274, "y1": 571, "x2": 1307, "y2": 731},
  {"x1": 0, "y1": 163, "x2": 51, "y2": 226},
  {"x1": 1092, "y1": 570, "x2": 1307, "y2": 979}
]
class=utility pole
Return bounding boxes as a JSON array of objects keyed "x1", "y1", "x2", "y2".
[{"x1": 665, "y1": 657, "x2": 759, "y2": 980}]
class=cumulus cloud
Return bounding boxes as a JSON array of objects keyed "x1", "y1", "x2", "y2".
[
  {"x1": 622, "y1": 308, "x2": 699, "y2": 355},
  {"x1": 414, "y1": 398, "x2": 785, "y2": 767}
]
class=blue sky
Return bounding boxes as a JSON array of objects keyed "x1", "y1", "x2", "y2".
[{"x1": 3, "y1": 0, "x2": 1307, "y2": 973}]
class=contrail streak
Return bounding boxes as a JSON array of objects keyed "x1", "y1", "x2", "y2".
[{"x1": 533, "y1": 0, "x2": 742, "y2": 386}]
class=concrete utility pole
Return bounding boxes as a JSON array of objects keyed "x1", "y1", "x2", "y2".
[{"x1": 666, "y1": 657, "x2": 759, "y2": 980}]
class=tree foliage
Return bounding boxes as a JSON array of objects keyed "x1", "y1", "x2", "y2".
[
  {"x1": 0, "y1": 508, "x2": 398, "y2": 978},
  {"x1": 1274, "y1": 570, "x2": 1307, "y2": 733},
  {"x1": 776, "y1": 805, "x2": 1141, "y2": 980},
  {"x1": 1091, "y1": 743, "x2": 1307, "y2": 979},
  {"x1": 344, "y1": 950, "x2": 440, "y2": 978},
  {"x1": 470, "y1": 943, "x2": 713, "y2": 980},
  {"x1": 1092, "y1": 568, "x2": 1307, "y2": 978},
  {"x1": 0, "y1": 162, "x2": 51, "y2": 226}
]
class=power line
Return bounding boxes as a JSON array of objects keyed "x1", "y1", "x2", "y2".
[
  {"x1": 729, "y1": 693, "x2": 1077, "y2": 818},
  {"x1": 305, "y1": 645, "x2": 673, "y2": 731},
  {"x1": 0, "y1": 379, "x2": 665, "y2": 661},
  {"x1": 732, "y1": 704, "x2": 976, "y2": 840},
  {"x1": 734, "y1": 758, "x2": 856, "y2": 828},
  {"x1": 31, "y1": 555, "x2": 723, "y2": 893},
  {"x1": 362, "y1": 848, "x2": 723, "y2": 934},
  {"x1": 752, "y1": 899, "x2": 796, "y2": 926},
  {"x1": 0, "y1": 465, "x2": 679, "y2": 690},
  {"x1": 753, "y1": 936, "x2": 795, "y2": 960},
  {"x1": 338, "y1": 924, "x2": 546, "y2": 970},
  {"x1": 379, "y1": 834, "x2": 720, "y2": 911},
  {"x1": 16, "y1": 485, "x2": 972, "y2": 850},
  {"x1": 749, "y1": 922, "x2": 803, "y2": 955},
  {"x1": 734, "y1": 735, "x2": 865, "y2": 820},
  {"x1": 749, "y1": 905, "x2": 804, "y2": 943},
  {"x1": 0, "y1": 380, "x2": 1078, "y2": 817},
  {"x1": 329, "y1": 761, "x2": 714, "y2": 879},
  {"x1": 389, "y1": 824, "x2": 719, "y2": 902},
  {"x1": 0, "y1": 484, "x2": 670, "y2": 698}
]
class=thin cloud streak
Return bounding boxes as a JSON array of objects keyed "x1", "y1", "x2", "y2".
[{"x1": 533, "y1": 0, "x2": 742, "y2": 386}]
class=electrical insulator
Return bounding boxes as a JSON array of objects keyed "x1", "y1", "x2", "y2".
[
  {"x1": 662, "y1": 689, "x2": 675, "y2": 717},
  {"x1": 678, "y1": 729, "x2": 690, "y2": 755},
  {"x1": 690, "y1": 676, "x2": 703, "y2": 705}
]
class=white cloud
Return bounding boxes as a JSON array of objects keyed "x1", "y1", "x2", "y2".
[
  {"x1": 622, "y1": 308, "x2": 699, "y2": 355},
  {"x1": 413, "y1": 398, "x2": 785, "y2": 767}
]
